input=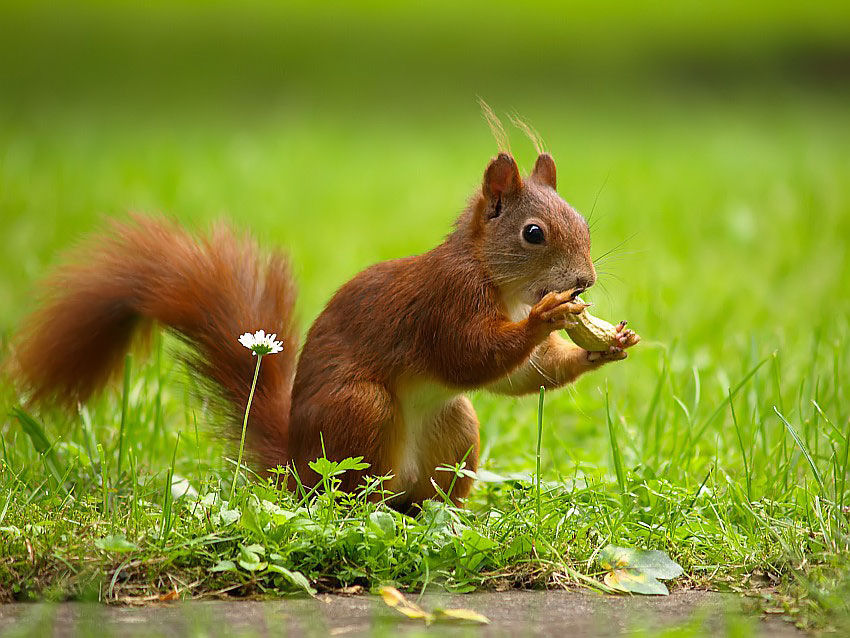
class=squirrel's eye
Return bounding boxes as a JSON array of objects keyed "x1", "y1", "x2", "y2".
[{"x1": 522, "y1": 224, "x2": 545, "y2": 245}]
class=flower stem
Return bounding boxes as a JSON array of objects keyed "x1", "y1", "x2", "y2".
[
  {"x1": 536, "y1": 385, "x2": 544, "y2": 524},
  {"x1": 230, "y1": 354, "x2": 263, "y2": 501}
]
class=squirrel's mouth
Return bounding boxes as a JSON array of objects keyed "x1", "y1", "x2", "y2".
[{"x1": 536, "y1": 287, "x2": 585, "y2": 302}]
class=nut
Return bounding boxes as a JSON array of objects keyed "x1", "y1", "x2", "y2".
[{"x1": 564, "y1": 298, "x2": 622, "y2": 352}]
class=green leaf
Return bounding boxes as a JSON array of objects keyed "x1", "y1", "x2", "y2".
[
  {"x1": 240, "y1": 506, "x2": 264, "y2": 536},
  {"x1": 599, "y1": 545, "x2": 683, "y2": 596},
  {"x1": 260, "y1": 500, "x2": 298, "y2": 524},
  {"x1": 503, "y1": 533, "x2": 533, "y2": 559},
  {"x1": 238, "y1": 559, "x2": 268, "y2": 572},
  {"x1": 335, "y1": 456, "x2": 370, "y2": 473},
  {"x1": 604, "y1": 568, "x2": 669, "y2": 595},
  {"x1": 209, "y1": 560, "x2": 236, "y2": 573},
  {"x1": 266, "y1": 564, "x2": 316, "y2": 595},
  {"x1": 468, "y1": 469, "x2": 533, "y2": 484},
  {"x1": 307, "y1": 457, "x2": 333, "y2": 478},
  {"x1": 94, "y1": 534, "x2": 138, "y2": 553},
  {"x1": 308, "y1": 456, "x2": 370, "y2": 479},
  {"x1": 56, "y1": 441, "x2": 92, "y2": 468},
  {"x1": 239, "y1": 544, "x2": 263, "y2": 565},
  {"x1": 458, "y1": 529, "x2": 498, "y2": 571},
  {"x1": 368, "y1": 511, "x2": 396, "y2": 537},
  {"x1": 218, "y1": 508, "x2": 241, "y2": 526},
  {"x1": 12, "y1": 407, "x2": 66, "y2": 487},
  {"x1": 12, "y1": 407, "x2": 52, "y2": 454},
  {"x1": 599, "y1": 545, "x2": 683, "y2": 580},
  {"x1": 418, "y1": 500, "x2": 455, "y2": 534}
]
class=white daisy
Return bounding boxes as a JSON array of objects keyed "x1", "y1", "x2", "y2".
[{"x1": 238, "y1": 329, "x2": 284, "y2": 356}]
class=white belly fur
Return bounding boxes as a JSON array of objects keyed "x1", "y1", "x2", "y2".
[
  {"x1": 498, "y1": 283, "x2": 533, "y2": 323},
  {"x1": 506, "y1": 301, "x2": 531, "y2": 322},
  {"x1": 394, "y1": 375, "x2": 460, "y2": 487}
]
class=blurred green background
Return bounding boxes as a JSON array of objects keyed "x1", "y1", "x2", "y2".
[
  {"x1": 1, "y1": 0, "x2": 849, "y2": 469},
  {"x1": 3, "y1": 3, "x2": 850, "y2": 619}
]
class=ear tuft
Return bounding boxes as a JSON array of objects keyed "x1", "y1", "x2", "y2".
[
  {"x1": 531, "y1": 153, "x2": 557, "y2": 189},
  {"x1": 483, "y1": 153, "x2": 521, "y2": 199}
]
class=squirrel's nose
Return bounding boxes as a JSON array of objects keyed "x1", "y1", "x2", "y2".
[{"x1": 575, "y1": 275, "x2": 595, "y2": 292}]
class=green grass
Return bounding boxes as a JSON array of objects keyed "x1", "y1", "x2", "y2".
[{"x1": 1, "y1": 1, "x2": 850, "y2": 634}]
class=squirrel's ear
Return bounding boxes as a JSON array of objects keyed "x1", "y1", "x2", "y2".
[
  {"x1": 483, "y1": 153, "x2": 522, "y2": 200},
  {"x1": 531, "y1": 153, "x2": 557, "y2": 189}
]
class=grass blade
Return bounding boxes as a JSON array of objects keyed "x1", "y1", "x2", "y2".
[
  {"x1": 690, "y1": 355, "x2": 770, "y2": 446},
  {"x1": 117, "y1": 353, "x2": 132, "y2": 477},
  {"x1": 774, "y1": 406, "x2": 825, "y2": 495},
  {"x1": 160, "y1": 433, "x2": 181, "y2": 547},
  {"x1": 729, "y1": 388, "x2": 751, "y2": 500},
  {"x1": 11, "y1": 407, "x2": 66, "y2": 488},
  {"x1": 605, "y1": 385, "x2": 626, "y2": 501},
  {"x1": 97, "y1": 443, "x2": 109, "y2": 517},
  {"x1": 536, "y1": 385, "x2": 544, "y2": 524}
]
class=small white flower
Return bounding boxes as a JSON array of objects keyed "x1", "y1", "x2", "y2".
[{"x1": 238, "y1": 329, "x2": 283, "y2": 356}]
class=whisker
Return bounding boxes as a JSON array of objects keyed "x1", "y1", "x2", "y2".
[
  {"x1": 595, "y1": 271, "x2": 627, "y2": 286},
  {"x1": 591, "y1": 279, "x2": 615, "y2": 307},
  {"x1": 592, "y1": 232, "x2": 639, "y2": 265},
  {"x1": 529, "y1": 354, "x2": 557, "y2": 387},
  {"x1": 586, "y1": 172, "x2": 610, "y2": 228},
  {"x1": 593, "y1": 249, "x2": 648, "y2": 268}
]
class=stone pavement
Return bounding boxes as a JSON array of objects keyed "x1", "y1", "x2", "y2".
[{"x1": 0, "y1": 590, "x2": 802, "y2": 637}]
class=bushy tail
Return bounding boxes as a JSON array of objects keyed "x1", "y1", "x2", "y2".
[{"x1": 10, "y1": 215, "x2": 298, "y2": 471}]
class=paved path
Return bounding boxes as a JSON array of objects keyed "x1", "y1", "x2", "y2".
[{"x1": 0, "y1": 591, "x2": 801, "y2": 637}]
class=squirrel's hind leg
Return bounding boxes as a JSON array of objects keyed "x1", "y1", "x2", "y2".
[{"x1": 289, "y1": 379, "x2": 396, "y2": 495}]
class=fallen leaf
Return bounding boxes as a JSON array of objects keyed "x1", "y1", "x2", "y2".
[
  {"x1": 433, "y1": 607, "x2": 491, "y2": 624},
  {"x1": 379, "y1": 586, "x2": 433, "y2": 623},
  {"x1": 379, "y1": 586, "x2": 406, "y2": 607},
  {"x1": 599, "y1": 545, "x2": 683, "y2": 596},
  {"x1": 158, "y1": 587, "x2": 179, "y2": 602},
  {"x1": 604, "y1": 568, "x2": 669, "y2": 595},
  {"x1": 599, "y1": 545, "x2": 683, "y2": 579}
]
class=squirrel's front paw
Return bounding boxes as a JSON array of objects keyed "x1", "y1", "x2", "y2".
[
  {"x1": 586, "y1": 321, "x2": 640, "y2": 363},
  {"x1": 614, "y1": 320, "x2": 641, "y2": 349},
  {"x1": 586, "y1": 345, "x2": 627, "y2": 363},
  {"x1": 529, "y1": 291, "x2": 587, "y2": 337}
]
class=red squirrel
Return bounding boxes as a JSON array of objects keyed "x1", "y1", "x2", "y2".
[{"x1": 11, "y1": 152, "x2": 639, "y2": 511}]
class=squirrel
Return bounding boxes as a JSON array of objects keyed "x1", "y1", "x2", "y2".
[{"x1": 10, "y1": 152, "x2": 639, "y2": 511}]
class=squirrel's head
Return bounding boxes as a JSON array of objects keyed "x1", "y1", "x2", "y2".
[{"x1": 472, "y1": 152, "x2": 596, "y2": 308}]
